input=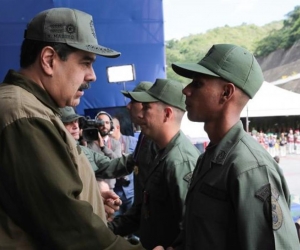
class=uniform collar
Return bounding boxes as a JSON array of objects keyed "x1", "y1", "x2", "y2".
[{"x1": 208, "y1": 121, "x2": 246, "y2": 165}]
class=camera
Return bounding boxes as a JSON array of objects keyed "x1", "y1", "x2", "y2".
[{"x1": 79, "y1": 117, "x2": 104, "y2": 141}]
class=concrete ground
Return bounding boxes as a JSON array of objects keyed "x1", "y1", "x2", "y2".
[{"x1": 280, "y1": 153, "x2": 300, "y2": 201}]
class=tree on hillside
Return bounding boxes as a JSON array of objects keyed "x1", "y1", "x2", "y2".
[
  {"x1": 165, "y1": 22, "x2": 281, "y2": 82},
  {"x1": 254, "y1": 5, "x2": 300, "y2": 57}
]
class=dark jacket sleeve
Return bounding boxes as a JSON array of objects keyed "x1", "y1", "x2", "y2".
[
  {"x1": 0, "y1": 117, "x2": 145, "y2": 250},
  {"x1": 81, "y1": 146, "x2": 135, "y2": 178},
  {"x1": 108, "y1": 201, "x2": 142, "y2": 236}
]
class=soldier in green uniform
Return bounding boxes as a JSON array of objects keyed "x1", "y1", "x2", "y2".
[
  {"x1": 109, "y1": 79, "x2": 200, "y2": 249},
  {"x1": 168, "y1": 44, "x2": 300, "y2": 249}
]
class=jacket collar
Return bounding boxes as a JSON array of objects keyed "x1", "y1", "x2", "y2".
[
  {"x1": 3, "y1": 70, "x2": 61, "y2": 115},
  {"x1": 207, "y1": 121, "x2": 246, "y2": 165}
]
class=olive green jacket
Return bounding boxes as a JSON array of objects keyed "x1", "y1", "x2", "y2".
[
  {"x1": 181, "y1": 121, "x2": 300, "y2": 250},
  {"x1": 110, "y1": 131, "x2": 200, "y2": 249},
  {"x1": 0, "y1": 70, "x2": 145, "y2": 250},
  {"x1": 80, "y1": 145, "x2": 134, "y2": 178}
]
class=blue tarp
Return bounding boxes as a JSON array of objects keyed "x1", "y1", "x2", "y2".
[{"x1": 0, "y1": 0, "x2": 165, "y2": 114}]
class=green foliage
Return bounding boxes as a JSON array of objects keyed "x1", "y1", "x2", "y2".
[
  {"x1": 254, "y1": 6, "x2": 300, "y2": 57},
  {"x1": 166, "y1": 22, "x2": 282, "y2": 82},
  {"x1": 166, "y1": 6, "x2": 300, "y2": 82}
]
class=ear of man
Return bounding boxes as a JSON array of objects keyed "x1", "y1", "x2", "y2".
[
  {"x1": 164, "y1": 106, "x2": 173, "y2": 120},
  {"x1": 222, "y1": 83, "x2": 235, "y2": 98},
  {"x1": 40, "y1": 46, "x2": 56, "y2": 76}
]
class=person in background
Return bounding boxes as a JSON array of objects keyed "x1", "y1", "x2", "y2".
[
  {"x1": 279, "y1": 132, "x2": 287, "y2": 157},
  {"x1": 268, "y1": 134, "x2": 276, "y2": 157},
  {"x1": 0, "y1": 7, "x2": 152, "y2": 249},
  {"x1": 109, "y1": 78, "x2": 200, "y2": 249},
  {"x1": 123, "y1": 81, "x2": 154, "y2": 140},
  {"x1": 110, "y1": 117, "x2": 137, "y2": 216},
  {"x1": 89, "y1": 111, "x2": 122, "y2": 159},
  {"x1": 111, "y1": 116, "x2": 140, "y2": 243},
  {"x1": 59, "y1": 106, "x2": 143, "y2": 221},
  {"x1": 121, "y1": 81, "x2": 154, "y2": 220},
  {"x1": 288, "y1": 128, "x2": 295, "y2": 154},
  {"x1": 294, "y1": 130, "x2": 300, "y2": 154},
  {"x1": 168, "y1": 43, "x2": 299, "y2": 249},
  {"x1": 88, "y1": 111, "x2": 122, "y2": 192}
]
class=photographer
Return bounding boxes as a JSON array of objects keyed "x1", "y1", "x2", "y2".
[
  {"x1": 87, "y1": 111, "x2": 122, "y2": 192},
  {"x1": 60, "y1": 107, "x2": 136, "y2": 221}
]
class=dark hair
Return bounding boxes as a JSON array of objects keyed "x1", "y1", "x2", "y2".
[{"x1": 20, "y1": 39, "x2": 78, "y2": 68}]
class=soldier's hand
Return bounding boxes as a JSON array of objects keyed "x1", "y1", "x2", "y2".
[{"x1": 101, "y1": 190, "x2": 122, "y2": 221}]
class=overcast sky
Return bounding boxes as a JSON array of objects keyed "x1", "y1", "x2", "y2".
[{"x1": 163, "y1": 0, "x2": 300, "y2": 40}]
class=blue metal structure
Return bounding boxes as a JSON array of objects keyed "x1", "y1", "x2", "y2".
[{"x1": 0, "y1": 0, "x2": 165, "y2": 114}]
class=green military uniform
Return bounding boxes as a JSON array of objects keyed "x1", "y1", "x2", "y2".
[
  {"x1": 80, "y1": 145, "x2": 135, "y2": 178},
  {"x1": 0, "y1": 70, "x2": 146, "y2": 249},
  {"x1": 110, "y1": 131, "x2": 199, "y2": 249},
  {"x1": 181, "y1": 121, "x2": 299, "y2": 250}
]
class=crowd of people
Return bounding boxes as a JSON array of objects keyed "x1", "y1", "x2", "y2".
[
  {"x1": 0, "y1": 6, "x2": 299, "y2": 250},
  {"x1": 251, "y1": 128, "x2": 300, "y2": 157}
]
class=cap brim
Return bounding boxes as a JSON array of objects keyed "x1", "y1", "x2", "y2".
[
  {"x1": 68, "y1": 43, "x2": 120, "y2": 58},
  {"x1": 121, "y1": 90, "x2": 131, "y2": 98},
  {"x1": 172, "y1": 63, "x2": 220, "y2": 79},
  {"x1": 62, "y1": 114, "x2": 83, "y2": 123},
  {"x1": 129, "y1": 92, "x2": 159, "y2": 103}
]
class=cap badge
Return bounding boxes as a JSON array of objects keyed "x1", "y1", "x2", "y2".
[{"x1": 66, "y1": 24, "x2": 76, "y2": 34}]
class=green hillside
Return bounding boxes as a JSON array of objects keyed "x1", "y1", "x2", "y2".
[{"x1": 166, "y1": 5, "x2": 300, "y2": 83}]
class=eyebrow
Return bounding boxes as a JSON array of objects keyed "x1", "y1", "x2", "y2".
[{"x1": 82, "y1": 55, "x2": 96, "y2": 63}]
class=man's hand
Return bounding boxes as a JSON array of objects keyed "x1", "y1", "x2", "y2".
[
  {"x1": 97, "y1": 132, "x2": 105, "y2": 148},
  {"x1": 101, "y1": 190, "x2": 122, "y2": 222}
]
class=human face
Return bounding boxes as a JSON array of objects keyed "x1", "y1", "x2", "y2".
[
  {"x1": 96, "y1": 114, "x2": 111, "y2": 137},
  {"x1": 64, "y1": 120, "x2": 80, "y2": 140},
  {"x1": 50, "y1": 50, "x2": 96, "y2": 107},
  {"x1": 138, "y1": 102, "x2": 164, "y2": 140},
  {"x1": 127, "y1": 100, "x2": 144, "y2": 125},
  {"x1": 182, "y1": 74, "x2": 225, "y2": 122}
]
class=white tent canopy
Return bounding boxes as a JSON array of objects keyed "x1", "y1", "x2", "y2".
[{"x1": 241, "y1": 81, "x2": 300, "y2": 118}]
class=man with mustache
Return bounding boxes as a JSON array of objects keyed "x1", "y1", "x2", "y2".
[{"x1": 0, "y1": 7, "x2": 150, "y2": 249}]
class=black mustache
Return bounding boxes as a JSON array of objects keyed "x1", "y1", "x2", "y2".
[{"x1": 78, "y1": 83, "x2": 91, "y2": 91}]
